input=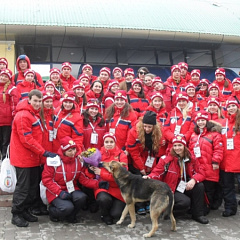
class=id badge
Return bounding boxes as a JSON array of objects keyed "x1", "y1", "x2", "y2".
[
  {"x1": 145, "y1": 156, "x2": 155, "y2": 168},
  {"x1": 176, "y1": 180, "x2": 187, "y2": 193},
  {"x1": 194, "y1": 147, "x2": 201, "y2": 158},
  {"x1": 49, "y1": 130, "x2": 54, "y2": 142},
  {"x1": 174, "y1": 125, "x2": 181, "y2": 135},
  {"x1": 109, "y1": 128, "x2": 115, "y2": 134},
  {"x1": 66, "y1": 180, "x2": 75, "y2": 193},
  {"x1": 90, "y1": 132, "x2": 98, "y2": 144},
  {"x1": 53, "y1": 128, "x2": 58, "y2": 139},
  {"x1": 227, "y1": 138, "x2": 234, "y2": 150}
]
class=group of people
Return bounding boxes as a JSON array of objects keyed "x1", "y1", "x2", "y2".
[{"x1": 0, "y1": 55, "x2": 240, "y2": 228}]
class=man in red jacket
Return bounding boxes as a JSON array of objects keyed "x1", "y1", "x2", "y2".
[{"x1": 10, "y1": 89, "x2": 57, "y2": 227}]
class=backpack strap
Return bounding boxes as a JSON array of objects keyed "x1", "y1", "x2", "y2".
[{"x1": 14, "y1": 73, "x2": 19, "y2": 84}]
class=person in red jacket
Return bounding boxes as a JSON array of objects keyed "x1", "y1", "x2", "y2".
[
  {"x1": 60, "y1": 62, "x2": 76, "y2": 91},
  {"x1": 188, "y1": 111, "x2": 224, "y2": 213},
  {"x1": 208, "y1": 83, "x2": 226, "y2": 108},
  {"x1": 119, "y1": 68, "x2": 135, "y2": 92},
  {"x1": 72, "y1": 80, "x2": 87, "y2": 114},
  {"x1": 78, "y1": 73, "x2": 91, "y2": 92},
  {"x1": 189, "y1": 69, "x2": 201, "y2": 87},
  {"x1": 105, "y1": 90, "x2": 137, "y2": 150},
  {"x1": 220, "y1": 97, "x2": 240, "y2": 217},
  {"x1": 112, "y1": 67, "x2": 124, "y2": 83},
  {"x1": 81, "y1": 64, "x2": 97, "y2": 85},
  {"x1": 178, "y1": 62, "x2": 191, "y2": 82},
  {"x1": 206, "y1": 97, "x2": 225, "y2": 122},
  {"x1": 10, "y1": 89, "x2": 57, "y2": 227},
  {"x1": 136, "y1": 66, "x2": 149, "y2": 81},
  {"x1": 213, "y1": 68, "x2": 233, "y2": 101},
  {"x1": 44, "y1": 81, "x2": 61, "y2": 108},
  {"x1": 99, "y1": 67, "x2": 111, "y2": 94},
  {"x1": 53, "y1": 91, "x2": 83, "y2": 153},
  {"x1": 17, "y1": 69, "x2": 43, "y2": 101},
  {"x1": 163, "y1": 92, "x2": 194, "y2": 146},
  {"x1": 49, "y1": 68, "x2": 67, "y2": 96},
  {"x1": 0, "y1": 57, "x2": 8, "y2": 71},
  {"x1": 92, "y1": 132, "x2": 128, "y2": 225},
  {"x1": 127, "y1": 78, "x2": 149, "y2": 116},
  {"x1": 12, "y1": 55, "x2": 43, "y2": 87},
  {"x1": 0, "y1": 69, "x2": 18, "y2": 160},
  {"x1": 103, "y1": 80, "x2": 120, "y2": 110},
  {"x1": 82, "y1": 99, "x2": 106, "y2": 150},
  {"x1": 143, "y1": 73, "x2": 155, "y2": 99},
  {"x1": 42, "y1": 136, "x2": 108, "y2": 223},
  {"x1": 231, "y1": 77, "x2": 240, "y2": 104},
  {"x1": 146, "y1": 134, "x2": 208, "y2": 224},
  {"x1": 196, "y1": 78, "x2": 210, "y2": 100}
]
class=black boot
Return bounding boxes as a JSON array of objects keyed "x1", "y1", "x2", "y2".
[
  {"x1": 22, "y1": 210, "x2": 38, "y2": 222},
  {"x1": 49, "y1": 205, "x2": 60, "y2": 222},
  {"x1": 12, "y1": 214, "x2": 29, "y2": 227},
  {"x1": 101, "y1": 215, "x2": 113, "y2": 225}
]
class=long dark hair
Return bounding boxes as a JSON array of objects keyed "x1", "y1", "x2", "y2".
[
  {"x1": 75, "y1": 92, "x2": 87, "y2": 105},
  {"x1": 170, "y1": 145, "x2": 192, "y2": 162},
  {"x1": 82, "y1": 109, "x2": 105, "y2": 127}
]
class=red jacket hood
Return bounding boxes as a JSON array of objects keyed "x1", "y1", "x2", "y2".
[
  {"x1": 15, "y1": 99, "x2": 40, "y2": 115},
  {"x1": 16, "y1": 55, "x2": 31, "y2": 72}
]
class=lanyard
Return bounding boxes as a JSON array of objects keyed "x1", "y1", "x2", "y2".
[
  {"x1": 80, "y1": 102, "x2": 83, "y2": 114},
  {"x1": 194, "y1": 133, "x2": 202, "y2": 147},
  {"x1": 54, "y1": 109, "x2": 71, "y2": 130},
  {"x1": 110, "y1": 116, "x2": 121, "y2": 129},
  {"x1": 89, "y1": 122, "x2": 96, "y2": 132},
  {"x1": 174, "y1": 110, "x2": 187, "y2": 126},
  {"x1": 225, "y1": 119, "x2": 235, "y2": 138},
  {"x1": 61, "y1": 158, "x2": 78, "y2": 183},
  {"x1": 179, "y1": 160, "x2": 187, "y2": 182},
  {"x1": 34, "y1": 116, "x2": 44, "y2": 132}
]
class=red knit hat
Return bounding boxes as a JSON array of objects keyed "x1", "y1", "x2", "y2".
[
  {"x1": 82, "y1": 64, "x2": 93, "y2": 71},
  {"x1": 199, "y1": 79, "x2": 210, "y2": 85},
  {"x1": 171, "y1": 65, "x2": 181, "y2": 73},
  {"x1": 100, "y1": 67, "x2": 111, "y2": 77},
  {"x1": 226, "y1": 97, "x2": 239, "y2": 109},
  {"x1": 114, "y1": 90, "x2": 127, "y2": 101},
  {"x1": 24, "y1": 69, "x2": 35, "y2": 77},
  {"x1": 207, "y1": 97, "x2": 220, "y2": 108},
  {"x1": 208, "y1": 83, "x2": 220, "y2": 92},
  {"x1": 0, "y1": 58, "x2": 8, "y2": 67},
  {"x1": 108, "y1": 80, "x2": 119, "y2": 91},
  {"x1": 60, "y1": 136, "x2": 77, "y2": 152},
  {"x1": 124, "y1": 68, "x2": 134, "y2": 77},
  {"x1": 178, "y1": 62, "x2": 188, "y2": 70},
  {"x1": 50, "y1": 68, "x2": 61, "y2": 77},
  {"x1": 42, "y1": 91, "x2": 54, "y2": 102},
  {"x1": 150, "y1": 92, "x2": 163, "y2": 101},
  {"x1": 86, "y1": 99, "x2": 100, "y2": 110},
  {"x1": 152, "y1": 77, "x2": 162, "y2": 85},
  {"x1": 62, "y1": 91, "x2": 75, "y2": 102},
  {"x1": 132, "y1": 78, "x2": 143, "y2": 87},
  {"x1": 103, "y1": 132, "x2": 116, "y2": 142},
  {"x1": 44, "y1": 81, "x2": 55, "y2": 89},
  {"x1": 62, "y1": 62, "x2": 72, "y2": 70},
  {"x1": 73, "y1": 80, "x2": 85, "y2": 91},
  {"x1": 172, "y1": 134, "x2": 187, "y2": 146},
  {"x1": 112, "y1": 67, "x2": 123, "y2": 74},
  {"x1": 176, "y1": 92, "x2": 189, "y2": 102},
  {"x1": 78, "y1": 73, "x2": 90, "y2": 81},
  {"x1": 185, "y1": 83, "x2": 195, "y2": 92},
  {"x1": 0, "y1": 69, "x2": 12, "y2": 79},
  {"x1": 215, "y1": 68, "x2": 225, "y2": 77},
  {"x1": 232, "y1": 78, "x2": 240, "y2": 85},
  {"x1": 191, "y1": 69, "x2": 200, "y2": 77},
  {"x1": 195, "y1": 110, "x2": 209, "y2": 122}
]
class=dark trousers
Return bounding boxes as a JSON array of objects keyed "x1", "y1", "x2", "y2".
[
  {"x1": 0, "y1": 126, "x2": 11, "y2": 160},
  {"x1": 174, "y1": 182, "x2": 205, "y2": 218},
  {"x1": 96, "y1": 192, "x2": 125, "y2": 219},
  {"x1": 220, "y1": 170, "x2": 237, "y2": 214},
  {"x1": 50, "y1": 190, "x2": 87, "y2": 219},
  {"x1": 12, "y1": 166, "x2": 41, "y2": 215}
]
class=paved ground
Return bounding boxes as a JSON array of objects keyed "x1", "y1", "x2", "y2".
[{"x1": 0, "y1": 196, "x2": 240, "y2": 240}]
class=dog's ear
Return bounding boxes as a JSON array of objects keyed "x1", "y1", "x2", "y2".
[{"x1": 120, "y1": 162, "x2": 127, "y2": 167}]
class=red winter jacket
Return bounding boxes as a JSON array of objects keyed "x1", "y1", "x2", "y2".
[
  {"x1": 94, "y1": 146, "x2": 128, "y2": 202},
  {"x1": 17, "y1": 81, "x2": 42, "y2": 100},
  {"x1": 126, "y1": 123, "x2": 165, "y2": 173},
  {"x1": 53, "y1": 107, "x2": 83, "y2": 153},
  {"x1": 188, "y1": 123, "x2": 223, "y2": 182},
  {"x1": 0, "y1": 83, "x2": 18, "y2": 126},
  {"x1": 103, "y1": 91, "x2": 115, "y2": 110},
  {"x1": 143, "y1": 105, "x2": 168, "y2": 125},
  {"x1": 148, "y1": 153, "x2": 205, "y2": 192},
  {"x1": 163, "y1": 106, "x2": 194, "y2": 143},
  {"x1": 220, "y1": 114, "x2": 240, "y2": 172},
  {"x1": 83, "y1": 117, "x2": 107, "y2": 150},
  {"x1": 144, "y1": 85, "x2": 154, "y2": 99},
  {"x1": 12, "y1": 55, "x2": 44, "y2": 87},
  {"x1": 42, "y1": 149, "x2": 99, "y2": 203},
  {"x1": 10, "y1": 99, "x2": 45, "y2": 167},
  {"x1": 60, "y1": 74, "x2": 76, "y2": 91},
  {"x1": 41, "y1": 108, "x2": 54, "y2": 164},
  {"x1": 159, "y1": 85, "x2": 173, "y2": 112},
  {"x1": 106, "y1": 106, "x2": 137, "y2": 150},
  {"x1": 86, "y1": 90, "x2": 104, "y2": 114},
  {"x1": 100, "y1": 80, "x2": 110, "y2": 94},
  {"x1": 213, "y1": 79, "x2": 233, "y2": 101}
]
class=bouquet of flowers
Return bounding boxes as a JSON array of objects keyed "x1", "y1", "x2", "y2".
[{"x1": 81, "y1": 148, "x2": 102, "y2": 179}]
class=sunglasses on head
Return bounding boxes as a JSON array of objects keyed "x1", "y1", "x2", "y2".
[{"x1": 139, "y1": 71, "x2": 146, "y2": 75}]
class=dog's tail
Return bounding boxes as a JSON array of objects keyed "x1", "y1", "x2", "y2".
[{"x1": 163, "y1": 189, "x2": 174, "y2": 219}]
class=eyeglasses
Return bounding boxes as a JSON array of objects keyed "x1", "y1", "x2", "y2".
[
  {"x1": 199, "y1": 84, "x2": 207, "y2": 86},
  {"x1": 139, "y1": 71, "x2": 146, "y2": 75}
]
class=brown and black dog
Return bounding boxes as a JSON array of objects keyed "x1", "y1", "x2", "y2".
[{"x1": 103, "y1": 161, "x2": 176, "y2": 238}]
